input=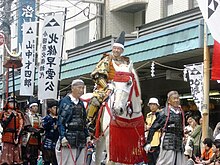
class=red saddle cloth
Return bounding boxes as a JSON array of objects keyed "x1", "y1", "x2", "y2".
[{"x1": 109, "y1": 115, "x2": 147, "y2": 164}]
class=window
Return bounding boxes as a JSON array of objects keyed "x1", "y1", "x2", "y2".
[
  {"x1": 163, "y1": 0, "x2": 173, "y2": 17},
  {"x1": 189, "y1": 0, "x2": 198, "y2": 9},
  {"x1": 75, "y1": 22, "x2": 89, "y2": 47}
]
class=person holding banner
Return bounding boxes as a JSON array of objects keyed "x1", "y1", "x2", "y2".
[
  {"x1": 56, "y1": 79, "x2": 89, "y2": 165},
  {"x1": 0, "y1": 96, "x2": 24, "y2": 165},
  {"x1": 144, "y1": 91, "x2": 185, "y2": 165}
]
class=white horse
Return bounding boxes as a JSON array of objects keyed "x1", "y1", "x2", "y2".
[{"x1": 83, "y1": 62, "x2": 146, "y2": 165}]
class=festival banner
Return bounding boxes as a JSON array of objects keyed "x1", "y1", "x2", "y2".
[
  {"x1": 38, "y1": 13, "x2": 64, "y2": 100},
  {"x1": 184, "y1": 63, "x2": 204, "y2": 113},
  {"x1": 197, "y1": 0, "x2": 220, "y2": 80},
  {"x1": 17, "y1": 0, "x2": 36, "y2": 47},
  {"x1": 212, "y1": 40, "x2": 220, "y2": 80},
  {"x1": 20, "y1": 22, "x2": 36, "y2": 96}
]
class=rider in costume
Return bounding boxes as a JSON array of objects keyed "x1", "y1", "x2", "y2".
[{"x1": 87, "y1": 31, "x2": 130, "y2": 133}]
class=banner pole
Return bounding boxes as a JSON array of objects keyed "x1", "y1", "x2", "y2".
[
  {"x1": 202, "y1": 22, "x2": 210, "y2": 141},
  {"x1": 57, "y1": 7, "x2": 67, "y2": 100}
]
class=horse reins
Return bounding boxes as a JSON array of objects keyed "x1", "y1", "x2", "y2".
[{"x1": 59, "y1": 143, "x2": 88, "y2": 165}]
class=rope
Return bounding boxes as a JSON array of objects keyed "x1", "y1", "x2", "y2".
[
  {"x1": 60, "y1": 143, "x2": 88, "y2": 165},
  {"x1": 154, "y1": 61, "x2": 184, "y2": 71},
  {"x1": 67, "y1": 144, "x2": 76, "y2": 165}
]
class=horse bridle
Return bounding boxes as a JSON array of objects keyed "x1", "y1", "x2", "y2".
[{"x1": 111, "y1": 71, "x2": 140, "y2": 117}]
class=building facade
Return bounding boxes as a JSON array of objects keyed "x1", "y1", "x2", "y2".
[{"x1": 1, "y1": 0, "x2": 220, "y2": 128}]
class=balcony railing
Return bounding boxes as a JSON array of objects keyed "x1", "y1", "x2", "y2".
[{"x1": 110, "y1": 0, "x2": 148, "y2": 13}]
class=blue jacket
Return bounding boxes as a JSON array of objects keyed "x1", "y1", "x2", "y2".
[{"x1": 58, "y1": 95, "x2": 88, "y2": 140}]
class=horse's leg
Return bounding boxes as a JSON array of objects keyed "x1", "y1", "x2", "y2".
[{"x1": 95, "y1": 135, "x2": 106, "y2": 164}]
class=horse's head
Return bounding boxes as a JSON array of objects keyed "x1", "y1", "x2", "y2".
[{"x1": 110, "y1": 61, "x2": 141, "y2": 117}]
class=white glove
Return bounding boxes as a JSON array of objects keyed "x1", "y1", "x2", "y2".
[
  {"x1": 87, "y1": 136, "x2": 91, "y2": 143},
  {"x1": 144, "y1": 144, "x2": 151, "y2": 153},
  {"x1": 61, "y1": 137, "x2": 68, "y2": 147}
]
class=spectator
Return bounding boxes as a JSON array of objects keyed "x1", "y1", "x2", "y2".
[
  {"x1": 188, "y1": 114, "x2": 202, "y2": 157},
  {"x1": 196, "y1": 138, "x2": 214, "y2": 164},
  {"x1": 213, "y1": 122, "x2": 220, "y2": 139},
  {"x1": 145, "y1": 97, "x2": 161, "y2": 165},
  {"x1": 200, "y1": 134, "x2": 220, "y2": 165}
]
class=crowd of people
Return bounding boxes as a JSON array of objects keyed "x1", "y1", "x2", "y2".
[
  {"x1": 0, "y1": 79, "x2": 92, "y2": 165},
  {"x1": 144, "y1": 94, "x2": 220, "y2": 165},
  {"x1": 0, "y1": 31, "x2": 220, "y2": 165}
]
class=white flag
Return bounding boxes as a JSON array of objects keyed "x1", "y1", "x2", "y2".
[
  {"x1": 38, "y1": 13, "x2": 64, "y2": 100},
  {"x1": 20, "y1": 22, "x2": 36, "y2": 96},
  {"x1": 184, "y1": 63, "x2": 204, "y2": 113},
  {"x1": 197, "y1": 0, "x2": 220, "y2": 42}
]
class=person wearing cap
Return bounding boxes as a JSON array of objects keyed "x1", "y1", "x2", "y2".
[
  {"x1": 0, "y1": 96, "x2": 24, "y2": 165},
  {"x1": 22, "y1": 98, "x2": 43, "y2": 165},
  {"x1": 56, "y1": 79, "x2": 89, "y2": 165},
  {"x1": 145, "y1": 97, "x2": 161, "y2": 165},
  {"x1": 42, "y1": 100, "x2": 59, "y2": 165},
  {"x1": 144, "y1": 91, "x2": 185, "y2": 165},
  {"x1": 86, "y1": 31, "x2": 130, "y2": 134}
]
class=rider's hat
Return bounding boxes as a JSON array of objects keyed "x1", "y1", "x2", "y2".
[{"x1": 113, "y1": 31, "x2": 125, "y2": 49}]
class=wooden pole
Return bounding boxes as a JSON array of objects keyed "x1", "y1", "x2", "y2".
[
  {"x1": 202, "y1": 23, "x2": 210, "y2": 141},
  {"x1": 57, "y1": 8, "x2": 67, "y2": 100}
]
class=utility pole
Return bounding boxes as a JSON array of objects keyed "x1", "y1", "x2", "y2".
[{"x1": 0, "y1": 0, "x2": 14, "y2": 105}]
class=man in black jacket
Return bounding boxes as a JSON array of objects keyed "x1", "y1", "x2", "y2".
[
  {"x1": 144, "y1": 91, "x2": 185, "y2": 165},
  {"x1": 57, "y1": 79, "x2": 89, "y2": 165}
]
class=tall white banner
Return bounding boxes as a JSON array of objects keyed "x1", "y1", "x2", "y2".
[
  {"x1": 197, "y1": 0, "x2": 220, "y2": 43},
  {"x1": 184, "y1": 63, "x2": 204, "y2": 113},
  {"x1": 20, "y1": 22, "x2": 36, "y2": 96},
  {"x1": 38, "y1": 13, "x2": 64, "y2": 100}
]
